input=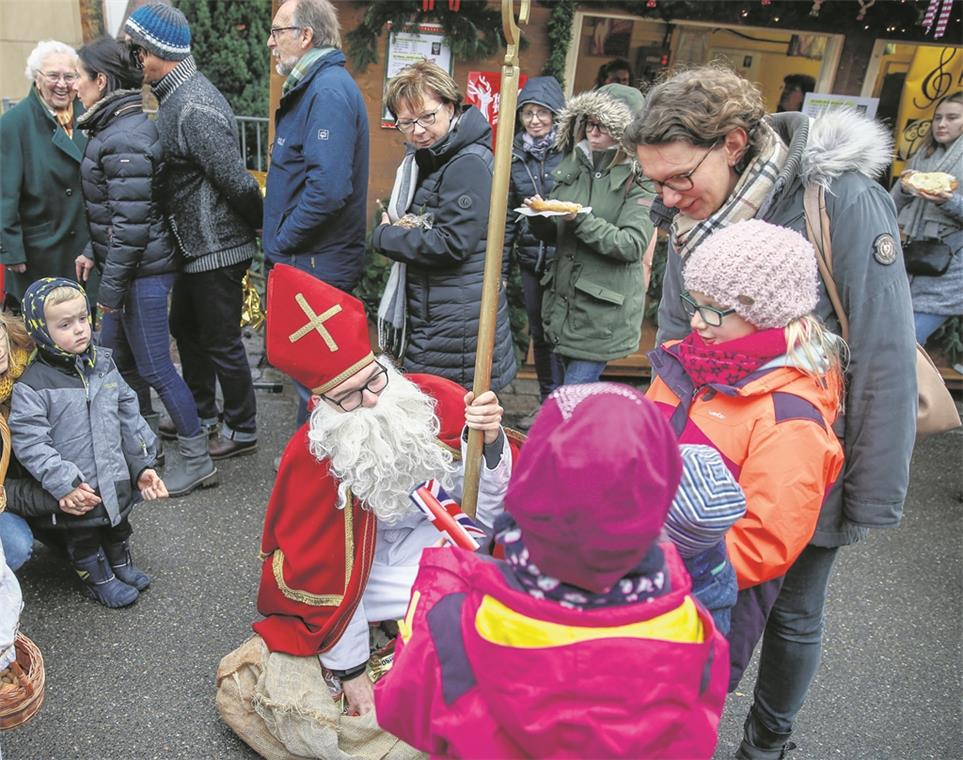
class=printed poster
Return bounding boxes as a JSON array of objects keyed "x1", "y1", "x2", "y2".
[
  {"x1": 382, "y1": 24, "x2": 453, "y2": 128},
  {"x1": 466, "y1": 71, "x2": 529, "y2": 148}
]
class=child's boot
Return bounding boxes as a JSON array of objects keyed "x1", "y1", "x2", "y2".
[
  {"x1": 102, "y1": 539, "x2": 150, "y2": 591},
  {"x1": 734, "y1": 708, "x2": 796, "y2": 760},
  {"x1": 72, "y1": 548, "x2": 139, "y2": 608},
  {"x1": 164, "y1": 432, "x2": 219, "y2": 497},
  {"x1": 142, "y1": 412, "x2": 165, "y2": 467}
]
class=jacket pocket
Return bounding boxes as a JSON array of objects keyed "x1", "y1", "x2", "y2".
[
  {"x1": 573, "y1": 277, "x2": 625, "y2": 306},
  {"x1": 22, "y1": 220, "x2": 54, "y2": 245}
]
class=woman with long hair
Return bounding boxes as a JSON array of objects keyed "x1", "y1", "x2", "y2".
[{"x1": 73, "y1": 37, "x2": 216, "y2": 497}]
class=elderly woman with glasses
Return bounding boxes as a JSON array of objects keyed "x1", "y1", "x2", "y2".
[
  {"x1": 373, "y1": 60, "x2": 516, "y2": 392},
  {"x1": 523, "y1": 84, "x2": 653, "y2": 386},
  {"x1": 0, "y1": 40, "x2": 92, "y2": 309},
  {"x1": 624, "y1": 64, "x2": 917, "y2": 760},
  {"x1": 503, "y1": 76, "x2": 565, "y2": 427}
]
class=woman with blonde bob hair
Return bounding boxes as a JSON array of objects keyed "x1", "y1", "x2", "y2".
[
  {"x1": 373, "y1": 61, "x2": 516, "y2": 391},
  {"x1": 625, "y1": 65, "x2": 917, "y2": 759}
]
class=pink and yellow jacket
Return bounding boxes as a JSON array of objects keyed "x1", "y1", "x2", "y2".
[{"x1": 374, "y1": 545, "x2": 728, "y2": 759}]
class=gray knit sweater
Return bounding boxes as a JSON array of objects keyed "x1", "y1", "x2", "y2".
[{"x1": 152, "y1": 56, "x2": 263, "y2": 273}]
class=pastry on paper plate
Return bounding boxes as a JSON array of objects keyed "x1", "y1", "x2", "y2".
[{"x1": 904, "y1": 171, "x2": 958, "y2": 195}]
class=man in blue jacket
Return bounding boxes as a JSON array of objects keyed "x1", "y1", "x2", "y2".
[{"x1": 265, "y1": 0, "x2": 369, "y2": 427}]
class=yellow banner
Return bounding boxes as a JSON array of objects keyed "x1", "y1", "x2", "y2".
[{"x1": 893, "y1": 46, "x2": 963, "y2": 179}]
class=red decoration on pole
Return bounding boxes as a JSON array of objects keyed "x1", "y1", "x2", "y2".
[
  {"x1": 422, "y1": 0, "x2": 435, "y2": 11},
  {"x1": 647, "y1": 0, "x2": 657, "y2": 8}
]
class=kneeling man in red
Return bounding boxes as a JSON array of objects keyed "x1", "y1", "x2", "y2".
[
  {"x1": 253, "y1": 264, "x2": 513, "y2": 716},
  {"x1": 375, "y1": 384, "x2": 729, "y2": 759}
]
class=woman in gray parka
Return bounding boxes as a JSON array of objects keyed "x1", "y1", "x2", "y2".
[{"x1": 624, "y1": 65, "x2": 916, "y2": 760}]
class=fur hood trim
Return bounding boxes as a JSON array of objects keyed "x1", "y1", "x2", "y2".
[
  {"x1": 789, "y1": 110, "x2": 893, "y2": 189},
  {"x1": 554, "y1": 90, "x2": 634, "y2": 154}
]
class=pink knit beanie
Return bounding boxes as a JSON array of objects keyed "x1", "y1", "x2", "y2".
[{"x1": 682, "y1": 219, "x2": 820, "y2": 329}]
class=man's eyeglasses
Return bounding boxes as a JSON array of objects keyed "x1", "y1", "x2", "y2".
[
  {"x1": 585, "y1": 119, "x2": 609, "y2": 136},
  {"x1": 269, "y1": 26, "x2": 301, "y2": 41},
  {"x1": 520, "y1": 108, "x2": 552, "y2": 123},
  {"x1": 680, "y1": 292, "x2": 735, "y2": 327},
  {"x1": 40, "y1": 71, "x2": 79, "y2": 84},
  {"x1": 395, "y1": 106, "x2": 442, "y2": 134},
  {"x1": 634, "y1": 140, "x2": 721, "y2": 195},
  {"x1": 322, "y1": 363, "x2": 389, "y2": 412},
  {"x1": 127, "y1": 43, "x2": 145, "y2": 70}
]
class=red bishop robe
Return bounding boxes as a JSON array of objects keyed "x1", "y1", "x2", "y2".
[{"x1": 253, "y1": 374, "x2": 473, "y2": 656}]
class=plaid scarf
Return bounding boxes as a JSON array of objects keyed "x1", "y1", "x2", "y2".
[
  {"x1": 494, "y1": 514, "x2": 671, "y2": 609},
  {"x1": 676, "y1": 328, "x2": 787, "y2": 388},
  {"x1": 281, "y1": 47, "x2": 334, "y2": 96},
  {"x1": 673, "y1": 122, "x2": 789, "y2": 261},
  {"x1": 522, "y1": 127, "x2": 557, "y2": 162},
  {"x1": 21, "y1": 278, "x2": 96, "y2": 372}
]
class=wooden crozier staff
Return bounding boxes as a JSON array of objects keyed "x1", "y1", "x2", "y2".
[{"x1": 462, "y1": 0, "x2": 530, "y2": 519}]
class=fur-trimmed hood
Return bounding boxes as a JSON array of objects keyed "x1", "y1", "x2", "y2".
[
  {"x1": 554, "y1": 84, "x2": 644, "y2": 155},
  {"x1": 770, "y1": 110, "x2": 893, "y2": 192},
  {"x1": 76, "y1": 88, "x2": 143, "y2": 133}
]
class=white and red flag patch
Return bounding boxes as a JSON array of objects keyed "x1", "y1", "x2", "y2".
[{"x1": 410, "y1": 480, "x2": 486, "y2": 551}]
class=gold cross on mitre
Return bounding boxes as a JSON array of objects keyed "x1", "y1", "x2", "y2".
[{"x1": 289, "y1": 293, "x2": 342, "y2": 352}]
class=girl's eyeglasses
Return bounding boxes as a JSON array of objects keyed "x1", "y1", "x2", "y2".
[{"x1": 680, "y1": 292, "x2": 735, "y2": 327}]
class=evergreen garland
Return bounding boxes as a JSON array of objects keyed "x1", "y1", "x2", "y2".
[
  {"x1": 540, "y1": 0, "x2": 577, "y2": 86},
  {"x1": 346, "y1": 0, "x2": 516, "y2": 72}
]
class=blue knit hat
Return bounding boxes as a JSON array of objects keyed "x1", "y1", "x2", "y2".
[
  {"x1": 664, "y1": 445, "x2": 746, "y2": 558},
  {"x1": 124, "y1": 3, "x2": 191, "y2": 62}
]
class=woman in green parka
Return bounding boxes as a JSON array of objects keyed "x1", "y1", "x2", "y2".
[
  {"x1": 0, "y1": 40, "x2": 91, "y2": 308},
  {"x1": 525, "y1": 83, "x2": 653, "y2": 384}
]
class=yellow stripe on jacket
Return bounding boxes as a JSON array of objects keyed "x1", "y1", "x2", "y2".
[{"x1": 474, "y1": 594, "x2": 704, "y2": 649}]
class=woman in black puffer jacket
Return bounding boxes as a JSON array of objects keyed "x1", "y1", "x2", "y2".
[
  {"x1": 73, "y1": 37, "x2": 215, "y2": 497},
  {"x1": 372, "y1": 61, "x2": 516, "y2": 391},
  {"x1": 504, "y1": 76, "x2": 566, "y2": 419}
]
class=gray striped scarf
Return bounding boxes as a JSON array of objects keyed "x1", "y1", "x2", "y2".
[{"x1": 672, "y1": 123, "x2": 789, "y2": 261}]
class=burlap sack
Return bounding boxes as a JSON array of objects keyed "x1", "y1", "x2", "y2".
[{"x1": 215, "y1": 636, "x2": 424, "y2": 760}]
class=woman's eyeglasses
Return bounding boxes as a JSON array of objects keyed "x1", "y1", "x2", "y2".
[
  {"x1": 680, "y1": 292, "x2": 735, "y2": 327},
  {"x1": 521, "y1": 108, "x2": 552, "y2": 123},
  {"x1": 40, "y1": 71, "x2": 79, "y2": 84},
  {"x1": 634, "y1": 140, "x2": 721, "y2": 195},
  {"x1": 395, "y1": 107, "x2": 442, "y2": 134},
  {"x1": 321, "y1": 363, "x2": 390, "y2": 412},
  {"x1": 585, "y1": 120, "x2": 610, "y2": 136}
]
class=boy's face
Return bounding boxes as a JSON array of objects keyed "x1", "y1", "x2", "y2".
[{"x1": 44, "y1": 295, "x2": 91, "y2": 354}]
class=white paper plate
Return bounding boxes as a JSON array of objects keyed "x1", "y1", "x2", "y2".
[{"x1": 513, "y1": 205, "x2": 592, "y2": 217}]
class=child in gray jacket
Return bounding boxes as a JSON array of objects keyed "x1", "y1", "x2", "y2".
[{"x1": 10, "y1": 278, "x2": 167, "y2": 608}]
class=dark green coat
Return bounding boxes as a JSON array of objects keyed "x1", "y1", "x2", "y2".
[
  {"x1": 529, "y1": 147, "x2": 653, "y2": 362},
  {"x1": 0, "y1": 87, "x2": 90, "y2": 302}
]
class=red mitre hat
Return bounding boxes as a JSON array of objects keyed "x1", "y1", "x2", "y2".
[{"x1": 266, "y1": 264, "x2": 374, "y2": 395}]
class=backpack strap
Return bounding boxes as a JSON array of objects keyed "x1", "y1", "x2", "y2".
[{"x1": 803, "y1": 184, "x2": 850, "y2": 343}]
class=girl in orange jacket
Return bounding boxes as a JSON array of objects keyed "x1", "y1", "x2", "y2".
[
  {"x1": 646, "y1": 219, "x2": 845, "y2": 592},
  {"x1": 646, "y1": 219, "x2": 846, "y2": 687}
]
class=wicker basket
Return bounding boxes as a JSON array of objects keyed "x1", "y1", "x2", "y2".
[{"x1": 0, "y1": 633, "x2": 45, "y2": 730}]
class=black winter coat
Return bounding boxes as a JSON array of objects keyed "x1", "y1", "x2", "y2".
[
  {"x1": 504, "y1": 135, "x2": 563, "y2": 273},
  {"x1": 372, "y1": 106, "x2": 516, "y2": 391},
  {"x1": 77, "y1": 90, "x2": 179, "y2": 309}
]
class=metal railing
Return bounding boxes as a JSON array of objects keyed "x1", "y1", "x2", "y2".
[{"x1": 236, "y1": 115, "x2": 269, "y2": 172}]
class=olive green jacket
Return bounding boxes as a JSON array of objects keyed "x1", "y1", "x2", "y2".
[
  {"x1": 529, "y1": 146, "x2": 653, "y2": 362},
  {"x1": 0, "y1": 87, "x2": 90, "y2": 302}
]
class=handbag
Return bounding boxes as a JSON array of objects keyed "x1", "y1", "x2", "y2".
[
  {"x1": 803, "y1": 185, "x2": 961, "y2": 437},
  {"x1": 903, "y1": 237, "x2": 954, "y2": 277}
]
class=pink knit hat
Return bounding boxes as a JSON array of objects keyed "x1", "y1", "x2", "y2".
[
  {"x1": 683, "y1": 219, "x2": 819, "y2": 329},
  {"x1": 504, "y1": 384, "x2": 683, "y2": 594}
]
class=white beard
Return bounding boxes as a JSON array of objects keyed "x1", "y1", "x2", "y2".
[{"x1": 307, "y1": 361, "x2": 458, "y2": 526}]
